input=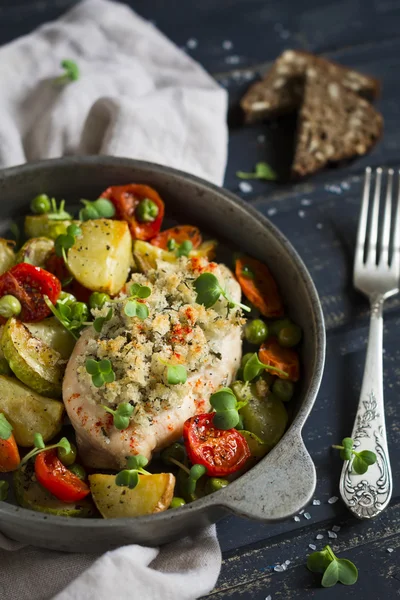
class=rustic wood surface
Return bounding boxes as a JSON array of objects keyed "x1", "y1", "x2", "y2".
[{"x1": 1, "y1": 1, "x2": 400, "y2": 598}]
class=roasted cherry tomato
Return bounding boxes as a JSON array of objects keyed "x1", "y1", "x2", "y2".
[
  {"x1": 0, "y1": 432, "x2": 20, "y2": 472},
  {"x1": 45, "y1": 252, "x2": 92, "y2": 303},
  {"x1": 235, "y1": 256, "x2": 284, "y2": 318},
  {"x1": 259, "y1": 338, "x2": 300, "y2": 382},
  {"x1": 183, "y1": 414, "x2": 251, "y2": 477},
  {"x1": 0, "y1": 263, "x2": 61, "y2": 323},
  {"x1": 150, "y1": 225, "x2": 202, "y2": 250},
  {"x1": 35, "y1": 449, "x2": 90, "y2": 503},
  {"x1": 101, "y1": 184, "x2": 165, "y2": 240}
]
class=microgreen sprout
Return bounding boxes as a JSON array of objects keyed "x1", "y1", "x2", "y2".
[
  {"x1": 0, "y1": 414, "x2": 13, "y2": 440},
  {"x1": 194, "y1": 272, "x2": 251, "y2": 313},
  {"x1": 186, "y1": 464, "x2": 207, "y2": 495},
  {"x1": 124, "y1": 283, "x2": 151, "y2": 320},
  {"x1": 236, "y1": 162, "x2": 277, "y2": 181},
  {"x1": 243, "y1": 352, "x2": 288, "y2": 381},
  {"x1": 85, "y1": 358, "x2": 115, "y2": 388},
  {"x1": 20, "y1": 434, "x2": 71, "y2": 468},
  {"x1": 54, "y1": 223, "x2": 81, "y2": 262},
  {"x1": 307, "y1": 545, "x2": 358, "y2": 588},
  {"x1": 159, "y1": 358, "x2": 187, "y2": 385},
  {"x1": 47, "y1": 198, "x2": 73, "y2": 221},
  {"x1": 332, "y1": 437, "x2": 377, "y2": 475},
  {"x1": 115, "y1": 455, "x2": 151, "y2": 489},
  {"x1": 55, "y1": 59, "x2": 80, "y2": 85},
  {"x1": 210, "y1": 387, "x2": 248, "y2": 430},
  {"x1": 93, "y1": 308, "x2": 113, "y2": 333},
  {"x1": 44, "y1": 295, "x2": 90, "y2": 340},
  {"x1": 0, "y1": 480, "x2": 9, "y2": 501},
  {"x1": 101, "y1": 402, "x2": 134, "y2": 430},
  {"x1": 167, "y1": 238, "x2": 193, "y2": 257},
  {"x1": 79, "y1": 198, "x2": 116, "y2": 221}
]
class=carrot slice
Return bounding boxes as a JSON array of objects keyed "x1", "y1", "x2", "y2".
[
  {"x1": 259, "y1": 338, "x2": 300, "y2": 381},
  {"x1": 235, "y1": 256, "x2": 284, "y2": 317},
  {"x1": 0, "y1": 433, "x2": 20, "y2": 472},
  {"x1": 150, "y1": 225, "x2": 202, "y2": 250}
]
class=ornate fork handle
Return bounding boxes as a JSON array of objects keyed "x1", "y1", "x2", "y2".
[{"x1": 339, "y1": 295, "x2": 393, "y2": 519}]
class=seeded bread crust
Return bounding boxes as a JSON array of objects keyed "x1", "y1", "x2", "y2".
[
  {"x1": 291, "y1": 69, "x2": 383, "y2": 178},
  {"x1": 241, "y1": 50, "x2": 380, "y2": 124}
]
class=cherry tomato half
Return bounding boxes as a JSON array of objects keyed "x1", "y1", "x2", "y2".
[
  {"x1": 101, "y1": 184, "x2": 165, "y2": 240},
  {"x1": 0, "y1": 263, "x2": 61, "y2": 323},
  {"x1": 150, "y1": 225, "x2": 202, "y2": 250},
  {"x1": 35, "y1": 449, "x2": 90, "y2": 503},
  {"x1": 183, "y1": 414, "x2": 251, "y2": 477}
]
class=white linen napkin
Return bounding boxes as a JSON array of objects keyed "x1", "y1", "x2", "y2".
[{"x1": 0, "y1": 0, "x2": 228, "y2": 598}]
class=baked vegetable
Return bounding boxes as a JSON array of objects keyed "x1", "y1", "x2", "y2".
[
  {"x1": 25, "y1": 317, "x2": 76, "y2": 360},
  {"x1": 24, "y1": 215, "x2": 72, "y2": 240},
  {"x1": 0, "y1": 375, "x2": 64, "y2": 446},
  {"x1": 89, "y1": 472, "x2": 175, "y2": 518},
  {"x1": 14, "y1": 461, "x2": 95, "y2": 517},
  {"x1": 66, "y1": 219, "x2": 133, "y2": 295},
  {"x1": 1, "y1": 317, "x2": 65, "y2": 398},
  {"x1": 15, "y1": 237, "x2": 54, "y2": 268},
  {"x1": 235, "y1": 256, "x2": 284, "y2": 317},
  {"x1": 0, "y1": 239, "x2": 15, "y2": 275},
  {"x1": 133, "y1": 239, "x2": 217, "y2": 272},
  {"x1": 150, "y1": 225, "x2": 202, "y2": 250},
  {"x1": 259, "y1": 338, "x2": 300, "y2": 381},
  {"x1": 0, "y1": 414, "x2": 20, "y2": 472},
  {"x1": 35, "y1": 449, "x2": 90, "y2": 503}
]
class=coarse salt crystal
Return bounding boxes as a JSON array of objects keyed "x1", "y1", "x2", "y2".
[
  {"x1": 222, "y1": 40, "x2": 233, "y2": 50},
  {"x1": 244, "y1": 71, "x2": 254, "y2": 80},
  {"x1": 299, "y1": 509, "x2": 305, "y2": 515},
  {"x1": 312, "y1": 499, "x2": 321, "y2": 506},
  {"x1": 301, "y1": 198, "x2": 312, "y2": 206},
  {"x1": 316, "y1": 534, "x2": 324, "y2": 540},
  {"x1": 316, "y1": 223, "x2": 323, "y2": 229},
  {"x1": 267, "y1": 207, "x2": 277, "y2": 216},
  {"x1": 298, "y1": 210, "x2": 305, "y2": 218},
  {"x1": 304, "y1": 512, "x2": 311, "y2": 520},
  {"x1": 257, "y1": 134, "x2": 266, "y2": 143},
  {"x1": 186, "y1": 38, "x2": 198, "y2": 49},
  {"x1": 309, "y1": 544, "x2": 317, "y2": 550},
  {"x1": 265, "y1": 596, "x2": 272, "y2": 600},
  {"x1": 293, "y1": 516, "x2": 300, "y2": 522},
  {"x1": 226, "y1": 55, "x2": 240, "y2": 64},
  {"x1": 328, "y1": 496, "x2": 339, "y2": 504},
  {"x1": 328, "y1": 531, "x2": 338, "y2": 539},
  {"x1": 285, "y1": 560, "x2": 291, "y2": 566},
  {"x1": 387, "y1": 548, "x2": 394, "y2": 553},
  {"x1": 332, "y1": 525, "x2": 341, "y2": 533},
  {"x1": 274, "y1": 565, "x2": 285, "y2": 573},
  {"x1": 341, "y1": 181, "x2": 350, "y2": 190},
  {"x1": 280, "y1": 30, "x2": 290, "y2": 39},
  {"x1": 239, "y1": 182, "x2": 253, "y2": 193}
]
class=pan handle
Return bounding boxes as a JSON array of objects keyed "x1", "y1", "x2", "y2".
[{"x1": 219, "y1": 429, "x2": 316, "y2": 521}]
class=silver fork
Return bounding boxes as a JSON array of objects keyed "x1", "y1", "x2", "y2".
[{"x1": 339, "y1": 167, "x2": 399, "y2": 519}]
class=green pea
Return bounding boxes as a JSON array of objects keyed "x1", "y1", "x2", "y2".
[
  {"x1": 205, "y1": 478, "x2": 229, "y2": 494},
  {"x1": 272, "y1": 379, "x2": 294, "y2": 402},
  {"x1": 278, "y1": 324, "x2": 302, "y2": 348},
  {"x1": 89, "y1": 292, "x2": 110, "y2": 310},
  {"x1": 93, "y1": 198, "x2": 115, "y2": 218},
  {"x1": 68, "y1": 463, "x2": 87, "y2": 480},
  {"x1": 0, "y1": 358, "x2": 11, "y2": 376},
  {"x1": 170, "y1": 497, "x2": 186, "y2": 509},
  {"x1": 241, "y1": 352, "x2": 254, "y2": 369},
  {"x1": 0, "y1": 295, "x2": 22, "y2": 318},
  {"x1": 268, "y1": 318, "x2": 291, "y2": 337},
  {"x1": 244, "y1": 319, "x2": 268, "y2": 345},
  {"x1": 58, "y1": 291, "x2": 76, "y2": 306},
  {"x1": 31, "y1": 194, "x2": 51, "y2": 215},
  {"x1": 80, "y1": 205, "x2": 100, "y2": 221},
  {"x1": 70, "y1": 302, "x2": 89, "y2": 321},
  {"x1": 190, "y1": 464, "x2": 207, "y2": 481},
  {"x1": 113, "y1": 414, "x2": 130, "y2": 430},
  {"x1": 136, "y1": 199, "x2": 159, "y2": 223},
  {"x1": 213, "y1": 409, "x2": 239, "y2": 430},
  {"x1": 57, "y1": 441, "x2": 77, "y2": 466},
  {"x1": 161, "y1": 443, "x2": 185, "y2": 466},
  {"x1": 67, "y1": 223, "x2": 82, "y2": 238}
]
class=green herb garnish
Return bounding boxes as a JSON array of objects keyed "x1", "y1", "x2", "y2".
[
  {"x1": 307, "y1": 545, "x2": 358, "y2": 588},
  {"x1": 332, "y1": 437, "x2": 377, "y2": 475},
  {"x1": 0, "y1": 480, "x2": 9, "y2": 501},
  {"x1": 20, "y1": 434, "x2": 71, "y2": 468},
  {"x1": 93, "y1": 308, "x2": 113, "y2": 333},
  {"x1": 115, "y1": 455, "x2": 151, "y2": 489},
  {"x1": 85, "y1": 358, "x2": 115, "y2": 388},
  {"x1": 210, "y1": 387, "x2": 248, "y2": 430},
  {"x1": 44, "y1": 295, "x2": 89, "y2": 340},
  {"x1": 47, "y1": 198, "x2": 73, "y2": 221},
  {"x1": 0, "y1": 414, "x2": 13, "y2": 440},
  {"x1": 243, "y1": 352, "x2": 288, "y2": 381},
  {"x1": 79, "y1": 198, "x2": 115, "y2": 221},
  {"x1": 236, "y1": 162, "x2": 277, "y2": 181},
  {"x1": 54, "y1": 223, "x2": 81, "y2": 263},
  {"x1": 101, "y1": 402, "x2": 133, "y2": 430},
  {"x1": 194, "y1": 272, "x2": 251, "y2": 313},
  {"x1": 55, "y1": 59, "x2": 80, "y2": 85},
  {"x1": 124, "y1": 283, "x2": 151, "y2": 320},
  {"x1": 167, "y1": 238, "x2": 193, "y2": 257}
]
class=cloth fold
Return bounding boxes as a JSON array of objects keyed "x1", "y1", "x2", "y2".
[{"x1": 0, "y1": 0, "x2": 228, "y2": 598}]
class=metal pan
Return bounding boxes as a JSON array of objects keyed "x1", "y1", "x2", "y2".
[{"x1": 0, "y1": 157, "x2": 325, "y2": 552}]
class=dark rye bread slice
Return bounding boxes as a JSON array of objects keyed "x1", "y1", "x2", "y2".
[
  {"x1": 241, "y1": 50, "x2": 380, "y2": 124},
  {"x1": 291, "y1": 69, "x2": 383, "y2": 178}
]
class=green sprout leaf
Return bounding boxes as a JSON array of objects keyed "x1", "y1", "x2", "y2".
[
  {"x1": 123, "y1": 284, "x2": 151, "y2": 320},
  {"x1": 33, "y1": 432, "x2": 45, "y2": 449},
  {"x1": 20, "y1": 436, "x2": 72, "y2": 468},
  {"x1": 127, "y1": 455, "x2": 148, "y2": 470},
  {"x1": 115, "y1": 454, "x2": 151, "y2": 489},
  {"x1": 243, "y1": 352, "x2": 288, "y2": 381},
  {"x1": 86, "y1": 358, "x2": 115, "y2": 388},
  {"x1": 44, "y1": 295, "x2": 90, "y2": 340},
  {"x1": 307, "y1": 545, "x2": 358, "y2": 589},
  {"x1": 332, "y1": 438, "x2": 377, "y2": 475},
  {"x1": 0, "y1": 414, "x2": 13, "y2": 440},
  {"x1": 236, "y1": 162, "x2": 277, "y2": 181},
  {"x1": 55, "y1": 59, "x2": 80, "y2": 85},
  {"x1": 307, "y1": 547, "x2": 333, "y2": 573},
  {"x1": 93, "y1": 308, "x2": 113, "y2": 333},
  {"x1": 167, "y1": 365, "x2": 187, "y2": 385},
  {"x1": 102, "y1": 402, "x2": 134, "y2": 430},
  {"x1": 0, "y1": 480, "x2": 9, "y2": 501},
  {"x1": 79, "y1": 198, "x2": 116, "y2": 221},
  {"x1": 336, "y1": 559, "x2": 358, "y2": 586},
  {"x1": 321, "y1": 560, "x2": 340, "y2": 588},
  {"x1": 210, "y1": 388, "x2": 237, "y2": 411},
  {"x1": 210, "y1": 386, "x2": 247, "y2": 430},
  {"x1": 194, "y1": 272, "x2": 250, "y2": 313}
]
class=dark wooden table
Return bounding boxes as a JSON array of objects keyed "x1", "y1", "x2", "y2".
[{"x1": 2, "y1": 1, "x2": 400, "y2": 598}]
